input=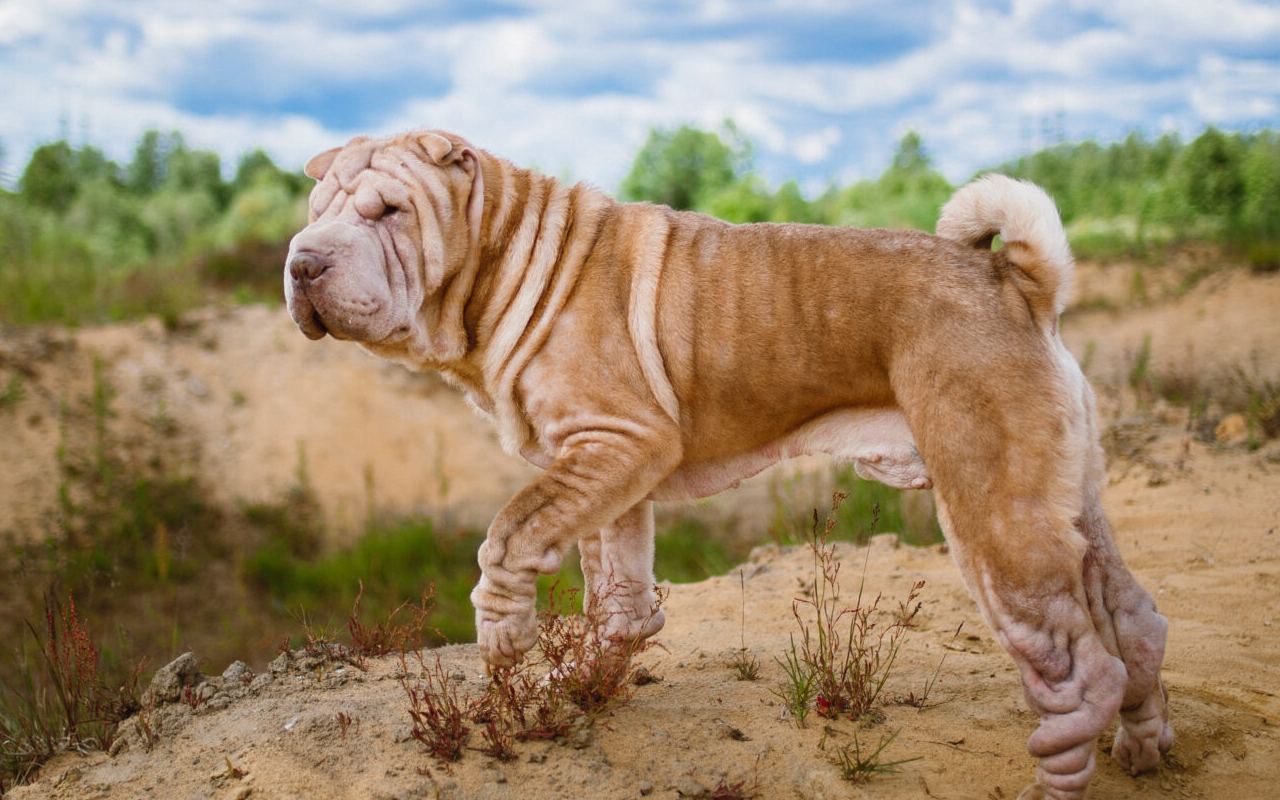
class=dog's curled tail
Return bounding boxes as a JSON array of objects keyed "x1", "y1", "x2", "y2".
[{"x1": 936, "y1": 174, "x2": 1073, "y2": 331}]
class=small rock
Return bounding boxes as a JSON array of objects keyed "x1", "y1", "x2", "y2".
[
  {"x1": 631, "y1": 666, "x2": 660, "y2": 685},
  {"x1": 450, "y1": 671, "x2": 466, "y2": 681},
  {"x1": 295, "y1": 655, "x2": 325, "y2": 672},
  {"x1": 230, "y1": 788, "x2": 252, "y2": 800},
  {"x1": 638, "y1": 780, "x2": 654, "y2": 796},
  {"x1": 144, "y1": 653, "x2": 203, "y2": 705},
  {"x1": 484, "y1": 768, "x2": 506, "y2": 784},
  {"x1": 528, "y1": 751, "x2": 547, "y2": 764},
  {"x1": 869, "y1": 532, "x2": 899, "y2": 549},
  {"x1": 205, "y1": 694, "x2": 233, "y2": 711},
  {"x1": 248, "y1": 674, "x2": 273, "y2": 692},
  {"x1": 267, "y1": 653, "x2": 291, "y2": 675},
  {"x1": 394, "y1": 726, "x2": 414, "y2": 743},
  {"x1": 221, "y1": 661, "x2": 250, "y2": 685},
  {"x1": 1215, "y1": 413, "x2": 1248, "y2": 445},
  {"x1": 438, "y1": 779, "x2": 461, "y2": 800},
  {"x1": 675, "y1": 774, "x2": 707, "y2": 797}
]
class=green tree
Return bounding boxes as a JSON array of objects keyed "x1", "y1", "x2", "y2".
[
  {"x1": 1180, "y1": 127, "x2": 1245, "y2": 220},
  {"x1": 890, "y1": 130, "x2": 930, "y2": 174},
  {"x1": 126, "y1": 130, "x2": 186, "y2": 194},
  {"x1": 702, "y1": 176, "x2": 774, "y2": 222},
  {"x1": 620, "y1": 124, "x2": 745, "y2": 210},
  {"x1": 1240, "y1": 132, "x2": 1280, "y2": 241},
  {"x1": 233, "y1": 149, "x2": 280, "y2": 191},
  {"x1": 20, "y1": 142, "x2": 79, "y2": 212}
]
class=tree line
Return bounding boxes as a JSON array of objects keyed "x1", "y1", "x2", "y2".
[
  {"x1": 0, "y1": 132, "x2": 307, "y2": 325},
  {"x1": 621, "y1": 125, "x2": 1280, "y2": 255},
  {"x1": 1, "y1": 124, "x2": 1276, "y2": 325}
]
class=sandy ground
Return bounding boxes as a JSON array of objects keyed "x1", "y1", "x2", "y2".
[
  {"x1": 10, "y1": 428, "x2": 1280, "y2": 800},
  {"x1": 1064, "y1": 257, "x2": 1280, "y2": 385}
]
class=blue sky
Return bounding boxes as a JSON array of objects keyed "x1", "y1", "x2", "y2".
[{"x1": 2, "y1": 0, "x2": 1278, "y2": 193}]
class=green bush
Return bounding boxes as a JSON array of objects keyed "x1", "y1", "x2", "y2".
[{"x1": 244, "y1": 517, "x2": 481, "y2": 645}]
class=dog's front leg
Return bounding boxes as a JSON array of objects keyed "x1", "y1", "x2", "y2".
[
  {"x1": 579, "y1": 501, "x2": 666, "y2": 650},
  {"x1": 472, "y1": 427, "x2": 681, "y2": 667}
]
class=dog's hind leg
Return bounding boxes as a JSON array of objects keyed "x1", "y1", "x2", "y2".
[
  {"x1": 901, "y1": 364, "x2": 1126, "y2": 799},
  {"x1": 578, "y1": 501, "x2": 666, "y2": 649},
  {"x1": 1077, "y1": 480, "x2": 1173, "y2": 775}
]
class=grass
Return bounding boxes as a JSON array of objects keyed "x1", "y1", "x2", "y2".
[
  {"x1": 728, "y1": 570, "x2": 761, "y2": 682},
  {"x1": 1118, "y1": 336, "x2": 1280, "y2": 446},
  {"x1": 771, "y1": 636, "x2": 820, "y2": 727},
  {"x1": 401, "y1": 652, "x2": 472, "y2": 761},
  {"x1": 0, "y1": 374, "x2": 24, "y2": 411},
  {"x1": 246, "y1": 517, "x2": 481, "y2": 646},
  {"x1": 0, "y1": 594, "x2": 142, "y2": 791},
  {"x1": 769, "y1": 468, "x2": 941, "y2": 547},
  {"x1": 773, "y1": 494, "x2": 924, "y2": 727},
  {"x1": 830, "y1": 729, "x2": 921, "y2": 784},
  {"x1": 896, "y1": 622, "x2": 963, "y2": 712},
  {"x1": 400, "y1": 579, "x2": 666, "y2": 764}
]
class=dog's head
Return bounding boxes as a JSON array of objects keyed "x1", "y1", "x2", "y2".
[{"x1": 285, "y1": 130, "x2": 483, "y2": 362}]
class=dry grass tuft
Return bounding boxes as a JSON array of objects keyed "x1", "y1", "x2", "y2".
[
  {"x1": 773, "y1": 494, "x2": 924, "y2": 726},
  {"x1": 346, "y1": 580, "x2": 437, "y2": 658},
  {"x1": 728, "y1": 570, "x2": 761, "y2": 682},
  {"x1": 401, "y1": 652, "x2": 472, "y2": 762},
  {"x1": 831, "y1": 729, "x2": 921, "y2": 783},
  {"x1": 399, "y1": 579, "x2": 665, "y2": 764},
  {"x1": 0, "y1": 594, "x2": 143, "y2": 791}
]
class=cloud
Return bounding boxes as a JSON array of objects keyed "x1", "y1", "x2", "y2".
[
  {"x1": 793, "y1": 126, "x2": 842, "y2": 164},
  {"x1": 1, "y1": 0, "x2": 1277, "y2": 192}
]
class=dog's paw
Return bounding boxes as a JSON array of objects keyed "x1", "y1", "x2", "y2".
[
  {"x1": 471, "y1": 575, "x2": 538, "y2": 667},
  {"x1": 601, "y1": 606, "x2": 666, "y2": 645},
  {"x1": 1111, "y1": 718, "x2": 1173, "y2": 776},
  {"x1": 475, "y1": 608, "x2": 538, "y2": 668}
]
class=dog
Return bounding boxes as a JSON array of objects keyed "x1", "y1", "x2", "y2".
[{"x1": 284, "y1": 129, "x2": 1172, "y2": 799}]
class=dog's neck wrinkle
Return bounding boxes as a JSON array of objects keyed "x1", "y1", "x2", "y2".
[
  {"x1": 442, "y1": 153, "x2": 611, "y2": 453},
  {"x1": 461, "y1": 156, "x2": 607, "y2": 368}
]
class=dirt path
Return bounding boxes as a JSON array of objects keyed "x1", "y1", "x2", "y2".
[{"x1": 12, "y1": 432, "x2": 1279, "y2": 800}]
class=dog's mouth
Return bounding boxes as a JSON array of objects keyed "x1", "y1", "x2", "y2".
[
  {"x1": 305, "y1": 307, "x2": 330, "y2": 339},
  {"x1": 287, "y1": 281, "x2": 332, "y2": 341}
]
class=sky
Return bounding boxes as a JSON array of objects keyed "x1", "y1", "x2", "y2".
[{"x1": 1, "y1": 0, "x2": 1278, "y2": 194}]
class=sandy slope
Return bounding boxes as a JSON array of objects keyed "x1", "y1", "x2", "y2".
[{"x1": 12, "y1": 430, "x2": 1279, "y2": 800}]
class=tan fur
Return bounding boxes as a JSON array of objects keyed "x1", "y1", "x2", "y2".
[{"x1": 285, "y1": 130, "x2": 1171, "y2": 799}]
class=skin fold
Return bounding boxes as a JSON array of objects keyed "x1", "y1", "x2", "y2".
[{"x1": 285, "y1": 130, "x2": 1171, "y2": 798}]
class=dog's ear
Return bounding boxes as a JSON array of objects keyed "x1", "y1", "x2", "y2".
[
  {"x1": 304, "y1": 147, "x2": 342, "y2": 180},
  {"x1": 419, "y1": 132, "x2": 456, "y2": 165}
]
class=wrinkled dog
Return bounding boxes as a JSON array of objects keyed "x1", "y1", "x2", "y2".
[{"x1": 285, "y1": 130, "x2": 1171, "y2": 799}]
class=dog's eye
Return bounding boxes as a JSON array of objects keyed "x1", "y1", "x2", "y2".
[{"x1": 379, "y1": 205, "x2": 401, "y2": 221}]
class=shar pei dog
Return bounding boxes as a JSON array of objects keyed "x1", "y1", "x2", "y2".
[{"x1": 284, "y1": 129, "x2": 1172, "y2": 799}]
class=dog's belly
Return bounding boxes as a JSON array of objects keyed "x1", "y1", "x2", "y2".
[{"x1": 649, "y1": 407, "x2": 930, "y2": 501}]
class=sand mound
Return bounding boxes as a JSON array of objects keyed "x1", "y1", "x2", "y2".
[{"x1": 11, "y1": 431, "x2": 1279, "y2": 800}]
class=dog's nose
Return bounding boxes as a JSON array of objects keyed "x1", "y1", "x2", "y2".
[{"x1": 288, "y1": 251, "x2": 330, "y2": 282}]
